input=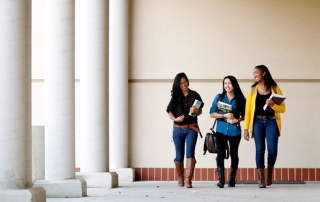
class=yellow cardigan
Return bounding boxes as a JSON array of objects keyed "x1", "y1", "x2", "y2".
[{"x1": 243, "y1": 85, "x2": 286, "y2": 138}]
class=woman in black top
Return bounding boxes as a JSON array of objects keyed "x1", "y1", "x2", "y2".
[
  {"x1": 166, "y1": 72, "x2": 204, "y2": 188},
  {"x1": 243, "y1": 65, "x2": 286, "y2": 188}
]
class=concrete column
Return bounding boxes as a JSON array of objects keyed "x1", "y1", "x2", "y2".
[
  {"x1": 0, "y1": 0, "x2": 26, "y2": 190},
  {"x1": 75, "y1": 0, "x2": 118, "y2": 188},
  {"x1": 0, "y1": 1, "x2": 46, "y2": 201},
  {"x1": 79, "y1": 0, "x2": 109, "y2": 173},
  {"x1": 44, "y1": 0, "x2": 76, "y2": 181},
  {"x1": 25, "y1": 0, "x2": 32, "y2": 188},
  {"x1": 33, "y1": 0, "x2": 86, "y2": 198},
  {"x1": 109, "y1": 0, "x2": 134, "y2": 182}
]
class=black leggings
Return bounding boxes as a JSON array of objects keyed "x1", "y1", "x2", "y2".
[{"x1": 215, "y1": 132, "x2": 241, "y2": 168}]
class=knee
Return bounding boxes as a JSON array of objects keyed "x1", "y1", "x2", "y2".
[
  {"x1": 256, "y1": 147, "x2": 265, "y2": 155},
  {"x1": 230, "y1": 153, "x2": 239, "y2": 161}
]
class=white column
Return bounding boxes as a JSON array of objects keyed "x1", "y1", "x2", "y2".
[
  {"x1": 79, "y1": 0, "x2": 109, "y2": 173},
  {"x1": 109, "y1": 0, "x2": 129, "y2": 169},
  {"x1": 32, "y1": 0, "x2": 86, "y2": 198},
  {"x1": 44, "y1": 0, "x2": 76, "y2": 180},
  {"x1": 109, "y1": 0, "x2": 134, "y2": 183},
  {"x1": 0, "y1": 0, "x2": 26, "y2": 189},
  {"x1": 25, "y1": 0, "x2": 32, "y2": 188},
  {"x1": 0, "y1": 1, "x2": 46, "y2": 201},
  {"x1": 75, "y1": 0, "x2": 117, "y2": 188}
]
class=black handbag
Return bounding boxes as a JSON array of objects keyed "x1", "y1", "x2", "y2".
[{"x1": 203, "y1": 119, "x2": 229, "y2": 159}]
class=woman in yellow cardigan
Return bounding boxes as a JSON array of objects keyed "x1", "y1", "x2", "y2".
[{"x1": 243, "y1": 65, "x2": 286, "y2": 188}]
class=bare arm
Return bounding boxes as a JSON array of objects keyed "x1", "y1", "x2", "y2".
[
  {"x1": 168, "y1": 112, "x2": 184, "y2": 122},
  {"x1": 210, "y1": 112, "x2": 240, "y2": 124}
]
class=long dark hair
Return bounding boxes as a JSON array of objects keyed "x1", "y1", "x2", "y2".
[
  {"x1": 251, "y1": 65, "x2": 277, "y2": 91},
  {"x1": 171, "y1": 72, "x2": 189, "y2": 105},
  {"x1": 221, "y1": 75, "x2": 246, "y2": 118}
]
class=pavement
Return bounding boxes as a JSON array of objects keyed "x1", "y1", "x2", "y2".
[{"x1": 47, "y1": 181, "x2": 320, "y2": 202}]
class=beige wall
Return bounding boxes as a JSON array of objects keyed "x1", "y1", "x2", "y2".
[
  {"x1": 129, "y1": 0, "x2": 320, "y2": 79},
  {"x1": 32, "y1": 0, "x2": 320, "y2": 168},
  {"x1": 128, "y1": 0, "x2": 320, "y2": 168}
]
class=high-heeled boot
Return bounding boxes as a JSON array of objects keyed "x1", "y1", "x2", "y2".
[
  {"x1": 257, "y1": 168, "x2": 266, "y2": 188},
  {"x1": 228, "y1": 167, "x2": 237, "y2": 187},
  {"x1": 174, "y1": 160, "x2": 184, "y2": 187},
  {"x1": 185, "y1": 158, "x2": 196, "y2": 188},
  {"x1": 266, "y1": 164, "x2": 274, "y2": 186},
  {"x1": 217, "y1": 166, "x2": 225, "y2": 188}
]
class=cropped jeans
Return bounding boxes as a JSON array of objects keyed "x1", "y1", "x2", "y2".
[
  {"x1": 253, "y1": 118, "x2": 279, "y2": 169},
  {"x1": 173, "y1": 127, "x2": 198, "y2": 162}
]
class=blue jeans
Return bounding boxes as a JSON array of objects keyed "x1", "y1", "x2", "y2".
[
  {"x1": 253, "y1": 118, "x2": 279, "y2": 169},
  {"x1": 173, "y1": 127, "x2": 198, "y2": 162}
]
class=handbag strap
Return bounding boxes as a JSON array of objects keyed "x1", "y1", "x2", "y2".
[
  {"x1": 210, "y1": 93, "x2": 222, "y2": 131},
  {"x1": 210, "y1": 119, "x2": 217, "y2": 132}
]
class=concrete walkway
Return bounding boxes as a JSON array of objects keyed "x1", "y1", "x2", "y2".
[{"x1": 47, "y1": 181, "x2": 320, "y2": 202}]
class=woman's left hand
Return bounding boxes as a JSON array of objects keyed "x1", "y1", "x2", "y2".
[{"x1": 189, "y1": 106, "x2": 197, "y2": 113}]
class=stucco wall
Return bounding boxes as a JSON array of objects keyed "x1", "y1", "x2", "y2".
[
  {"x1": 128, "y1": 0, "x2": 320, "y2": 168},
  {"x1": 129, "y1": 0, "x2": 320, "y2": 79}
]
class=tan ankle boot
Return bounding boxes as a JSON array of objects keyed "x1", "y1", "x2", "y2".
[
  {"x1": 174, "y1": 161, "x2": 184, "y2": 187},
  {"x1": 257, "y1": 169, "x2": 266, "y2": 188},
  {"x1": 266, "y1": 165, "x2": 274, "y2": 186},
  {"x1": 185, "y1": 158, "x2": 196, "y2": 188}
]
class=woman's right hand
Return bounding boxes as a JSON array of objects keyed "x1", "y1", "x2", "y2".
[
  {"x1": 175, "y1": 115, "x2": 185, "y2": 122},
  {"x1": 224, "y1": 113, "x2": 234, "y2": 119},
  {"x1": 243, "y1": 130, "x2": 250, "y2": 141}
]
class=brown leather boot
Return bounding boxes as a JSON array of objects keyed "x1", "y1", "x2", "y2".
[
  {"x1": 266, "y1": 165, "x2": 274, "y2": 186},
  {"x1": 257, "y1": 169, "x2": 266, "y2": 188},
  {"x1": 185, "y1": 158, "x2": 196, "y2": 188},
  {"x1": 174, "y1": 161, "x2": 184, "y2": 187}
]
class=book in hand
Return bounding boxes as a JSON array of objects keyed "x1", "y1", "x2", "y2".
[
  {"x1": 189, "y1": 99, "x2": 203, "y2": 117},
  {"x1": 217, "y1": 101, "x2": 232, "y2": 114},
  {"x1": 263, "y1": 93, "x2": 286, "y2": 110}
]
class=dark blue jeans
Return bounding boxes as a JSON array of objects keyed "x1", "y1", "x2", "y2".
[
  {"x1": 173, "y1": 127, "x2": 198, "y2": 162},
  {"x1": 253, "y1": 118, "x2": 279, "y2": 169}
]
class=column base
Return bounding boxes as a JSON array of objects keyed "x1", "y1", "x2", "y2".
[
  {"x1": 0, "y1": 187, "x2": 46, "y2": 202},
  {"x1": 33, "y1": 179, "x2": 87, "y2": 198},
  {"x1": 76, "y1": 172, "x2": 118, "y2": 188},
  {"x1": 110, "y1": 168, "x2": 135, "y2": 183}
]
